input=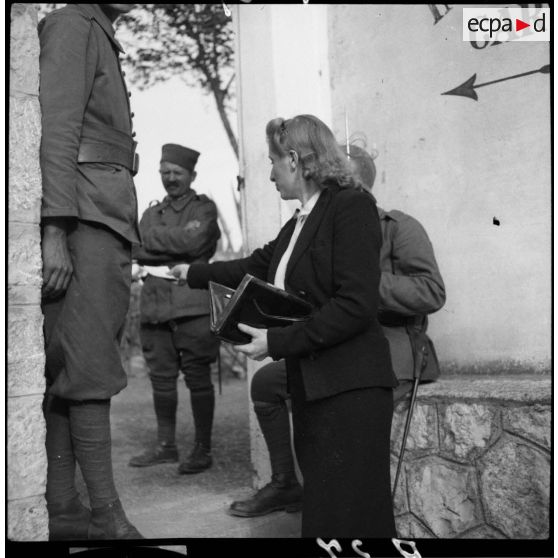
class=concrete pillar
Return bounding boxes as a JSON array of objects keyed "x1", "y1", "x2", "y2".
[
  {"x1": 8, "y1": 3, "x2": 48, "y2": 541},
  {"x1": 232, "y1": 4, "x2": 332, "y2": 487}
]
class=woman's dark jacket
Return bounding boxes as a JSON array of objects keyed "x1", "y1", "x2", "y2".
[{"x1": 188, "y1": 182, "x2": 397, "y2": 401}]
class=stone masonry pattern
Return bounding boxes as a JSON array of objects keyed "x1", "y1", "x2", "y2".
[
  {"x1": 391, "y1": 378, "x2": 551, "y2": 539},
  {"x1": 8, "y1": 3, "x2": 48, "y2": 541}
]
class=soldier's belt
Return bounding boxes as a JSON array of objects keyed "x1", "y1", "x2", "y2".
[
  {"x1": 78, "y1": 119, "x2": 139, "y2": 175},
  {"x1": 78, "y1": 140, "x2": 139, "y2": 175}
]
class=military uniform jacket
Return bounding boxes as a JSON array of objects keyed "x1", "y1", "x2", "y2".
[
  {"x1": 134, "y1": 190, "x2": 221, "y2": 323},
  {"x1": 378, "y1": 208, "x2": 446, "y2": 381},
  {"x1": 39, "y1": 4, "x2": 140, "y2": 243}
]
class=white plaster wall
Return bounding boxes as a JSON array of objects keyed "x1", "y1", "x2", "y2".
[
  {"x1": 233, "y1": 3, "x2": 550, "y2": 488},
  {"x1": 233, "y1": 3, "x2": 331, "y2": 486},
  {"x1": 327, "y1": 4, "x2": 551, "y2": 369}
]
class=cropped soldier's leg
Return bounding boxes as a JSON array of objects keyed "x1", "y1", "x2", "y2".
[
  {"x1": 42, "y1": 221, "x2": 138, "y2": 539},
  {"x1": 69, "y1": 399, "x2": 142, "y2": 539},
  {"x1": 228, "y1": 360, "x2": 302, "y2": 518},
  {"x1": 129, "y1": 325, "x2": 179, "y2": 467},
  {"x1": 43, "y1": 393, "x2": 91, "y2": 540},
  {"x1": 175, "y1": 316, "x2": 219, "y2": 474}
]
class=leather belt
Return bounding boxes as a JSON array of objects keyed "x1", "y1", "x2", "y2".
[
  {"x1": 77, "y1": 119, "x2": 139, "y2": 175},
  {"x1": 78, "y1": 140, "x2": 139, "y2": 175},
  {"x1": 379, "y1": 313, "x2": 423, "y2": 328}
]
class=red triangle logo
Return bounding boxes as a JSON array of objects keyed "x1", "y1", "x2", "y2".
[{"x1": 516, "y1": 18, "x2": 530, "y2": 32}]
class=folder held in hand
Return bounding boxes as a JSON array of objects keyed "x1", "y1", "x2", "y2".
[{"x1": 208, "y1": 274, "x2": 313, "y2": 344}]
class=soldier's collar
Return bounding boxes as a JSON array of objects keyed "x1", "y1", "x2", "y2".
[
  {"x1": 163, "y1": 190, "x2": 197, "y2": 211},
  {"x1": 77, "y1": 4, "x2": 125, "y2": 53}
]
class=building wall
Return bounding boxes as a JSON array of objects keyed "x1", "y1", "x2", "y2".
[
  {"x1": 233, "y1": 3, "x2": 332, "y2": 486},
  {"x1": 328, "y1": 4, "x2": 551, "y2": 371},
  {"x1": 8, "y1": 3, "x2": 48, "y2": 541},
  {"x1": 233, "y1": 4, "x2": 551, "y2": 520}
]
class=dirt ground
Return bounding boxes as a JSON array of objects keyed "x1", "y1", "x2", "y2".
[{"x1": 76, "y1": 357, "x2": 301, "y2": 543}]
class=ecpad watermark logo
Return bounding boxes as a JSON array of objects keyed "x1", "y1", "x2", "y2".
[{"x1": 463, "y1": 7, "x2": 550, "y2": 42}]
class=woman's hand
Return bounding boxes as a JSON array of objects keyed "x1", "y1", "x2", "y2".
[
  {"x1": 170, "y1": 263, "x2": 190, "y2": 285},
  {"x1": 234, "y1": 324, "x2": 269, "y2": 361}
]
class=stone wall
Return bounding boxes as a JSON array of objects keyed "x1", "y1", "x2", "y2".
[
  {"x1": 8, "y1": 3, "x2": 49, "y2": 541},
  {"x1": 391, "y1": 376, "x2": 551, "y2": 539}
]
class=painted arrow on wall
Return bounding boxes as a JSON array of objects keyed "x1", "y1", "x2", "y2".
[{"x1": 442, "y1": 64, "x2": 550, "y2": 101}]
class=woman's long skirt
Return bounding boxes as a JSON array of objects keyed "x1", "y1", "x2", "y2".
[{"x1": 288, "y1": 360, "x2": 396, "y2": 538}]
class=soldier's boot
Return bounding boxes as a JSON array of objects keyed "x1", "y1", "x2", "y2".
[
  {"x1": 129, "y1": 382, "x2": 178, "y2": 467},
  {"x1": 48, "y1": 496, "x2": 91, "y2": 540},
  {"x1": 178, "y1": 388, "x2": 214, "y2": 474},
  {"x1": 128, "y1": 442, "x2": 178, "y2": 467},
  {"x1": 228, "y1": 472, "x2": 303, "y2": 517},
  {"x1": 88, "y1": 499, "x2": 144, "y2": 539}
]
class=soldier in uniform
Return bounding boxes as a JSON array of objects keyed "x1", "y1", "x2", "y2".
[
  {"x1": 39, "y1": 4, "x2": 142, "y2": 540},
  {"x1": 129, "y1": 144, "x2": 221, "y2": 475}
]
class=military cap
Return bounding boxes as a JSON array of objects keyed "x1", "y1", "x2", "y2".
[{"x1": 161, "y1": 143, "x2": 200, "y2": 172}]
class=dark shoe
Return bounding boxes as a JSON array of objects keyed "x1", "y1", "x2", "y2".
[
  {"x1": 128, "y1": 443, "x2": 178, "y2": 467},
  {"x1": 177, "y1": 443, "x2": 212, "y2": 474},
  {"x1": 228, "y1": 473, "x2": 303, "y2": 517},
  {"x1": 88, "y1": 499, "x2": 144, "y2": 540},
  {"x1": 48, "y1": 496, "x2": 91, "y2": 540}
]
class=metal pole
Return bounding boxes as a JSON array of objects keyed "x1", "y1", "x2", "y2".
[{"x1": 392, "y1": 377, "x2": 420, "y2": 500}]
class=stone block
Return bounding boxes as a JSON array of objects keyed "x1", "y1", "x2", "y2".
[
  {"x1": 394, "y1": 513, "x2": 434, "y2": 539},
  {"x1": 7, "y1": 395, "x2": 47, "y2": 500},
  {"x1": 8, "y1": 222, "x2": 42, "y2": 292},
  {"x1": 7, "y1": 495, "x2": 48, "y2": 542},
  {"x1": 7, "y1": 305, "x2": 44, "y2": 364},
  {"x1": 7, "y1": 355, "x2": 46, "y2": 398},
  {"x1": 407, "y1": 457, "x2": 482, "y2": 538},
  {"x1": 439, "y1": 402, "x2": 500, "y2": 462},
  {"x1": 460, "y1": 524, "x2": 508, "y2": 539},
  {"x1": 9, "y1": 95, "x2": 42, "y2": 223},
  {"x1": 418, "y1": 376, "x2": 551, "y2": 404},
  {"x1": 10, "y1": 4, "x2": 39, "y2": 95},
  {"x1": 479, "y1": 436, "x2": 550, "y2": 538},
  {"x1": 8, "y1": 285, "x2": 42, "y2": 306},
  {"x1": 502, "y1": 404, "x2": 551, "y2": 449},
  {"x1": 391, "y1": 402, "x2": 438, "y2": 455}
]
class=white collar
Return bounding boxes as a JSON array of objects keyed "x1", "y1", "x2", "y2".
[{"x1": 296, "y1": 190, "x2": 321, "y2": 218}]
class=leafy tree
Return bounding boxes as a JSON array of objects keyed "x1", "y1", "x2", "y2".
[
  {"x1": 36, "y1": 4, "x2": 238, "y2": 159},
  {"x1": 118, "y1": 4, "x2": 238, "y2": 159}
]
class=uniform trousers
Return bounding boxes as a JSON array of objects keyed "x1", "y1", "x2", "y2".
[
  {"x1": 140, "y1": 316, "x2": 219, "y2": 448},
  {"x1": 41, "y1": 220, "x2": 131, "y2": 508},
  {"x1": 287, "y1": 359, "x2": 396, "y2": 538}
]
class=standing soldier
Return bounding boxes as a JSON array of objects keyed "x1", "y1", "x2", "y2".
[
  {"x1": 129, "y1": 144, "x2": 221, "y2": 475},
  {"x1": 39, "y1": 4, "x2": 142, "y2": 539}
]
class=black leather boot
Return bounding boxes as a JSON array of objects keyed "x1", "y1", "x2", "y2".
[
  {"x1": 88, "y1": 499, "x2": 144, "y2": 539},
  {"x1": 128, "y1": 443, "x2": 178, "y2": 467},
  {"x1": 48, "y1": 495, "x2": 91, "y2": 540},
  {"x1": 177, "y1": 442, "x2": 212, "y2": 474},
  {"x1": 228, "y1": 472, "x2": 303, "y2": 517}
]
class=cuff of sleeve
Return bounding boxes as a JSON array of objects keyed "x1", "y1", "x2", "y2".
[
  {"x1": 187, "y1": 263, "x2": 212, "y2": 289},
  {"x1": 267, "y1": 328, "x2": 284, "y2": 361}
]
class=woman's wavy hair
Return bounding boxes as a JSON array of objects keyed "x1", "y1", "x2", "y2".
[{"x1": 266, "y1": 115, "x2": 356, "y2": 188}]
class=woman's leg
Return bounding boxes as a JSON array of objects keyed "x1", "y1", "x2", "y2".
[{"x1": 228, "y1": 360, "x2": 302, "y2": 517}]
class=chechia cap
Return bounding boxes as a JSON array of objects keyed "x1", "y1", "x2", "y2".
[{"x1": 161, "y1": 143, "x2": 200, "y2": 172}]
